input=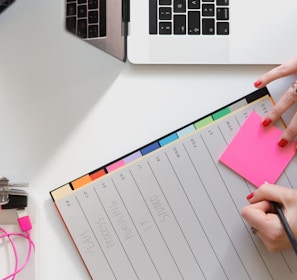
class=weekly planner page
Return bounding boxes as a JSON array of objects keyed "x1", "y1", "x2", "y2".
[{"x1": 51, "y1": 88, "x2": 297, "y2": 280}]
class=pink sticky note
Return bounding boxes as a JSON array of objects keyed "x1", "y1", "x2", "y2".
[{"x1": 219, "y1": 112, "x2": 296, "y2": 187}]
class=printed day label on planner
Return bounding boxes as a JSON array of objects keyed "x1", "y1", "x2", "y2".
[{"x1": 51, "y1": 88, "x2": 297, "y2": 280}]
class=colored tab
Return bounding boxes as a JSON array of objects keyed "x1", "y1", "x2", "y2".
[
  {"x1": 141, "y1": 142, "x2": 160, "y2": 155},
  {"x1": 159, "y1": 133, "x2": 178, "y2": 146},
  {"x1": 177, "y1": 125, "x2": 195, "y2": 138},
  {"x1": 229, "y1": 99, "x2": 247, "y2": 112},
  {"x1": 90, "y1": 169, "x2": 106, "y2": 181},
  {"x1": 123, "y1": 151, "x2": 142, "y2": 164},
  {"x1": 194, "y1": 116, "x2": 213, "y2": 130},
  {"x1": 72, "y1": 175, "x2": 92, "y2": 189},
  {"x1": 51, "y1": 184, "x2": 73, "y2": 201},
  {"x1": 106, "y1": 159, "x2": 125, "y2": 173},
  {"x1": 212, "y1": 107, "x2": 231, "y2": 120}
]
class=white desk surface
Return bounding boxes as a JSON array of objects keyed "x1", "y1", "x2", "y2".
[{"x1": 1, "y1": 1, "x2": 297, "y2": 279}]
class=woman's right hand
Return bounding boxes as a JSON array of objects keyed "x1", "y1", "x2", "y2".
[{"x1": 241, "y1": 184, "x2": 297, "y2": 252}]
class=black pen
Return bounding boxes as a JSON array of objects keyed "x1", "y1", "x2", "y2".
[{"x1": 271, "y1": 201, "x2": 297, "y2": 256}]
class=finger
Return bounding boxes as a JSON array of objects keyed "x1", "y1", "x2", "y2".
[
  {"x1": 254, "y1": 57, "x2": 297, "y2": 88},
  {"x1": 248, "y1": 184, "x2": 290, "y2": 205},
  {"x1": 241, "y1": 201, "x2": 276, "y2": 230},
  {"x1": 263, "y1": 83, "x2": 297, "y2": 125},
  {"x1": 281, "y1": 110, "x2": 297, "y2": 143}
]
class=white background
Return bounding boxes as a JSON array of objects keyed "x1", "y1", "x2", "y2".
[{"x1": 0, "y1": 0, "x2": 297, "y2": 278}]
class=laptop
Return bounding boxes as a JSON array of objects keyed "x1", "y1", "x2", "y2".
[
  {"x1": 0, "y1": 0, "x2": 14, "y2": 13},
  {"x1": 65, "y1": 0, "x2": 297, "y2": 64}
]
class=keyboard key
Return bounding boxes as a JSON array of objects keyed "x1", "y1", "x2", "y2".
[
  {"x1": 202, "y1": 4, "x2": 214, "y2": 16},
  {"x1": 174, "y1": 15, "x2": 186, "y2": 34},
  {"x1": 216, "y1": 7, "x2": 229, "y2": 20},
  {"x1": 216, "y1": 0, "x2": 228, "y2": 5},
  {"x1": 66, "y1": 16, "x2": 76, "y2": 34},
  {"x1": 174, "y1": 0, "x2": 186, "y2": 13},
  {"x1": 202, "y1": 18, "x2": 215, "y2": 34},
  {"x1": 77, "y1": 19, "x2": 87, "y2": 38},
  {"x1": 188, "y1": 0, "x2": 200, "y2": 9},
  {"x1": 150, "y1": 0, "x2": 158, "y2": 34},
  {"x1": 89, "y1": 10, "x2": 98, "y2": 23},
  {"x1": 88, "y1": 25, "x2": 99, "y2": 38},
  {"x1": 66, "y1": 3, "x2": 76, "y2": 16},
  {"x1": 159, "y1": 22, "x2": 172, "y2": 34},
  {"x1": 188, "y1": 11, "x2": 200, "y2": 34},
  {"x1": 88, "y1": 0, "x2": 98, "y2": 9},
  {"x1": 159, "y1": 7, "x2": 172, "y2": 20},
  {"x1": 78, "y1": 5, "x2": 87, "y2": 18},
  {"x1": 99, "y1": 0, "x2": 106, "y2": 36},
  {"x1": 217, "y1": 22, "x2": 229, "y2": 34},
  {"x1": 159, "y1": 0, "x2": 172, "y2": 4}
]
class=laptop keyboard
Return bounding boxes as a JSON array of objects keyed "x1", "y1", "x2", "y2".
[
  {"x1": 149, "y1": 0, "x2": 229, "y2": 35},
  {"x1": 66, "y1": 0, "x2": 106, "y2": 39},
  {"x1": 0, "y1": 0, "x2": 15, "y2": 14}
]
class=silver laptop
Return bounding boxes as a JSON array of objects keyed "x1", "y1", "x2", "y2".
[{"x1": 65, "y1": 0, "x2": 297, "y2": 64}]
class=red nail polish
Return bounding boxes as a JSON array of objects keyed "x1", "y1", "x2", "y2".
[
  {"x1": 254, "y1": 80, "x2": 262, "y2": 87},
  {"x1": 279, "y1": 138, "x2": 288, "y2": 148},
  {"x1": 262, "y1": 118, "x2": 272, "y2": 127},
  {"x1": 246, "y1": 192, "x2": 254, "y2": 200}
]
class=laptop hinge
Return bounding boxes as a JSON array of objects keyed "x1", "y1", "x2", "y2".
[
  {"x1": 122, "y1": 0, "x2": 130, "y2": 24},
  {"x1": 122, "y1": 0, "x2": 129, "y2": 61}
]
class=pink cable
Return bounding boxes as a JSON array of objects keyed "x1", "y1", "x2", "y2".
[
  {"x1": 0, "y1": 210, "x2": 35, "y2": 280},
  {"x1": 0, "y1": 228, "x2": 18, "y2": 280}
]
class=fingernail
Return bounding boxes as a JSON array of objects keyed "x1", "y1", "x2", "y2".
[
  {"x1": 246, "y1": 192, "x2": 254, "y2": 200},
  {"x1": 254, "y1": 80, "x2": 262, "y2": 87},
  {"x1": 262, "y1": 118, "x2": 272, "y2": 127},
  {"x1": 278, "y1": 138, "x2": 288, "y2": 148}
]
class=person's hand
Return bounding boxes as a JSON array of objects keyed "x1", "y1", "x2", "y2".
[
  {"x1": 241, "y1": 184, "x2": 297, "y2": 252},
  {"x1": 254, "y1": 57, "x2": 297, "y2": 147}
]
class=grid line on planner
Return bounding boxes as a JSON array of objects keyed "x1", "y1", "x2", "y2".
[
  {"x1": 74, "y1": 196, "x2": 119, "y2": 279},
  {"x1": 169, "y1": 146, "x2": 229, "y2": 277},
  {"x1": 127, "y1": 169, "x2": 185, "y2": 279},
  {"x1": 92, "y1": 186, "x2": 143, "y2": 279},
  {"x1": 147, "y1": 160, "x2": 207, "y2": 279},
  {"x1": 110, "y1": 177, "x2": 164, "y2": 280}
]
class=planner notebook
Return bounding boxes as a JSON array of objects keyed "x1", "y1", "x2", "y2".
[{"x1": 50, "y1": 87, "x2": 297, "y2": 280}]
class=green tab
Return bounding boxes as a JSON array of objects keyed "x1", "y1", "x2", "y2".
[
  {"x1": 212, "y1": 107, "x2": 231, "y2": 120},
  {"x1": 194, "y1": 116, "x2": 213, "y2": 130}
]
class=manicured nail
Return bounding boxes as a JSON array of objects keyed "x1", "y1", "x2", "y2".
[
  {"x1": 278, "y1": 138, "x2": 288, "y2": 148},
  {"x1": 246, "y1": 192, "x2": 254, "y2": 200},
  {"x1": 262, "y1": 118, "x2": 272, "y2": 127},
  {"x1": 254, "y1": 80, "x2": 262, "y2": 87}
]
